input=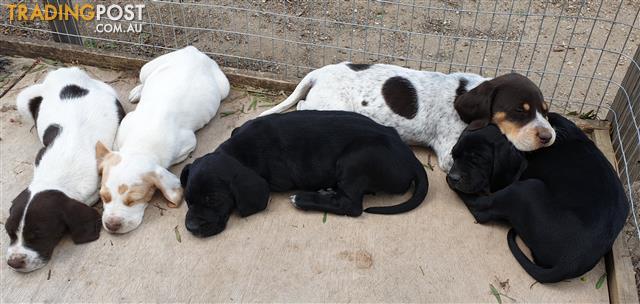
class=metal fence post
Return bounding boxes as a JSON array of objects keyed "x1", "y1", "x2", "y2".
[
  {"x1": 43, "y1": 0, "x2": 83, "y2": 45},
  {"x1": 609, "y1": 44, "x2": 640, "y2": 184}
]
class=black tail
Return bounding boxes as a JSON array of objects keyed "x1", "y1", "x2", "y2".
[
  {"x1": 507, "y1": 229, "x2": 567, "y2": 283},
  {"x1": 364, "y1": 158, "x2": 428, "y2": 214}
]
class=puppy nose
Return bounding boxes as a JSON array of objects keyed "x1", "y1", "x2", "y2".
[
  {"x1": 448, "y1": 172, "x2": 461, "y2": 183},
  {"x1": 7, "y1": 254, "x2": 26, "y2": 269},
  {"x1": 537, "y1": 131, "x2": 552, "y2": 144},
  {"x1": 104, "y1": 218, "x2": 123, "y2": 232}
]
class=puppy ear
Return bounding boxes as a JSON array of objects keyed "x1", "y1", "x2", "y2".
[
  {"x1": 466, "y1": 119, "x2": 489, "y2": 131},
  {"x1": 95, "y1": 141, "x2": 111, "y2": 173},
  {"x1": 491, "y1": 143, "x2": 527, "y2": 191},
  {"x1": 147, "y1": 166, "x2": 183, "y2": 208},
  {"x1": 16, "y1": 84, "x2": 44, "y2": 124},
  {"x1": 61, "y1": 197, "x2": 101, "y2": 244},
  {"x1": 454, "y1": 80, "x2": 495, "y2": 123},
  {"x1": 180, "y1": 164, "x2": 192, "y2": 188},
  {"x1": 229, "y1": 166, "x2": 269, "y2": 217}
]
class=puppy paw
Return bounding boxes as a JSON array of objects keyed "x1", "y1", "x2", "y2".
[
  {"x1": 289, "y1": 192, "x2": 319, "y2": 210},
  {"x1": 438, "y1": 154, "x2": 454, "y2": 173},
  {"x1": 289, "y1": 195, "x2": 299, "y2": 208},
  {"x1": 471, "y1": 210, "x2": 494, "y2": 224}
]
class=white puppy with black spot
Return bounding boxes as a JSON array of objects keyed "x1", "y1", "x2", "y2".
[
  {"x1": 260, "y1": 63, "x2": 555, "y2": 172},
  {"x1": 6, "y1": 67, "x2": 123, "y2": 272},
  {"x1": 96, "y1": 46, "x2": 230, "y2": 234}
]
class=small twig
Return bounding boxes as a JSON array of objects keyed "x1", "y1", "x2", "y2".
[
  {"x1": 174, "y1": 225, "x2": 182, "y2": 243},
  {"x1": 0, "y1": 59, "x2": 40, "y2": 99},
  {"x1": 220, "y1": 110, "x2": 239, "y2": 117},
  {"x1": 246, "y1": 88, "x2": 280, "y2": 96},
  {"x1": 499, "y1": 292, "x2": 516, "y2": 302},
  {"x1": 47, "y1": 269, "x2": 51, "y2": 280},
  {"x1": 419, "y1": 265, "x2": 425, "y2": 276}
]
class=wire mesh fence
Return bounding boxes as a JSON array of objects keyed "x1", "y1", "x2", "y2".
[{"x1": 1, "y1": 0, "x2": 640, "y2": 239}]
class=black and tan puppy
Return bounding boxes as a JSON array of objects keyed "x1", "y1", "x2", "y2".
[
  {"x1": 181, "y1": 111, "x2": 428, "y2": 237},
  {"x1": 446, "y1": 113, "x2": 628, "y2": 283}
]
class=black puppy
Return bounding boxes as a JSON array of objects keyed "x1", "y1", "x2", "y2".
[
  {"x1": 181, "y1": 111, "x2": 428, "y2": 237},
  {"x1": 446, "y1": 113, "x2": 628, "y2": 283}
]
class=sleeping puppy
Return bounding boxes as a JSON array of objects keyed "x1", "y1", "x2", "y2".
[
  {"x1": 446, "y1": 113, "x2": 628, "y2": 283},
  {"x1": 95, "y1": 46, "x2": 230, "y2": 234},
  {"x1": 180, "y1": 111, "x2": 428, "y2": 237},
  {"x1": 259, "y1": 62, "x2": 555, "y2": 171},
  {"x1": 6, "y1": 67, "x2": 123, "y2": 272}
]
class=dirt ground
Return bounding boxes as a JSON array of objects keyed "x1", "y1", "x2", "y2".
[{"x1": 0, "y1": 56, "x2": 622, "y2": 303}]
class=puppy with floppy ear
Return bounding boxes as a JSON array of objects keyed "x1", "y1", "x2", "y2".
[
  {"x1": 97, "y1": 46, "x2": 229, "y2": 234},
  {"x1": 182, "y1": 111, "x2": 428, "y2": 238},
  {"x1": 447, "y1": 122, "x2": 527, "y2": 195},
  {"x1": 96, "y1": 141, "x2": 183, "y2": 233},
  {"x1": 182, "y1": 153, "x2": 270, "y2": 237},
  {"x1": 447, "y1": 113, "x2": 628, "y2": 283},
  {"x1": 455, "y1": 73, "x2": 556, "y2": 152},
  {"x1": 6, "y1": 67, "x2": 121, "y2": 272}
]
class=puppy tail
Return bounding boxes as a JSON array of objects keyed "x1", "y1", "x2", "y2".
[
  {"x1": 258, "y1": 72, "x2": 315, "y2": 117},
  {"x1": 364, "y1": 159, "x2": 428, "y2": 215},
  {"x1": 128, "y1": 84, "x2": 143, "y2": 104},
  {"x1": 507, "y1": 228, "x2": 567, "y2": 283}
]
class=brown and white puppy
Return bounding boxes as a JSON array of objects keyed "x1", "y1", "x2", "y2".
[
  {"x1": 96, "y1": 46, "x2": 229, "y2": 234},
  {"x1": 454, "y1": 73, "x2": 555, "y2": 151},
  {"x1": 6, "y1": 67, "x2": 123, "y2": 272}
]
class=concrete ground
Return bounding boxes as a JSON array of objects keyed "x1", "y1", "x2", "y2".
[{"x1": 0, "y1": 57, "x2": 609, "y2": 302}]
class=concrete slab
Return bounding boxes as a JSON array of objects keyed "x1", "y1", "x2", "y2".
[{"x1": 0, "y1": 58, "x2": 609, "y2": 303}]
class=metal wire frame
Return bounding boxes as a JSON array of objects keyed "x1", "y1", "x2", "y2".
[{"x1": 1, "y1": 0, "x2": 639, "y2": 239}]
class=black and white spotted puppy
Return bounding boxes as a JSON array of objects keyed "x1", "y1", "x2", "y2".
[
  {"x1": 260, "y1": 63, "x2": 555, "y2": 171},
  {"x1": 5, "y1": 67, "x2": 124, "y2": 272}
]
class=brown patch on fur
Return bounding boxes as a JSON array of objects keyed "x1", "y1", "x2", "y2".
[
  {"x1": 123, "y1": 181, "x2": 155, "y2": 206},
  {"x1": 522, "y1": 103, "x2": 530, "y2": 111},
  {"x1": 118, "y1": 184, "x2": 128, "y2": 194},
  {"x1": 95, "y1": 141, "x2": 111, "y2": 164},
  {"x1": 100, "y1": 188, "x2": 112, "y2": 203},
  {"x1": 493, "y1": 111, "x2": 520, "y2": 139}
]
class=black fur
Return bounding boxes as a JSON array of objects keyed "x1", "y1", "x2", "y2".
[
  {"x1": 347, "y1": 63, "x2": 372, "y2": 71},
  {"x1": 59, "y1": 84, "x2": 89, "y2": 99},
  {"x1": 456, "y1": 78, "x2": 468, "y2": 97},
  {"x1": 381, "y1": 76, "x2": 418, "y2": 119},
  {"x1": 115, "y1": 99, "x2": 126, "y2": 122},
  {"x1": 446, "y1": 113, "x2": 628, "y2": 283},
  {"x1": 181, "y1": 111, "x2": 428, "y2": 237},
  {"x1": 35, "y1": 124, "x2": 62, "y2": 166},
  {"x1": 28, "y1": 96, "x2": 42, "y2": 127}
]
